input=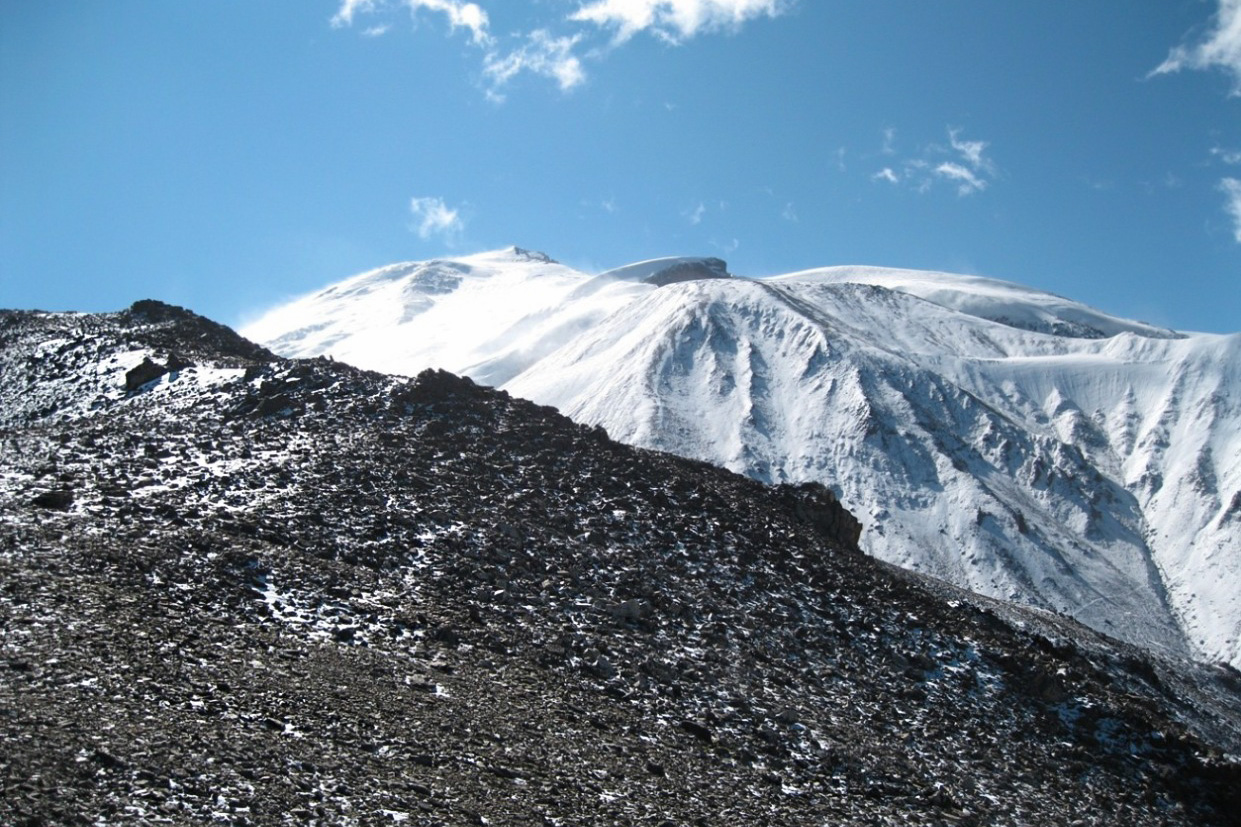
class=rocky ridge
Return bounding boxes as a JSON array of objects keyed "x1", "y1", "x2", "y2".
[{"x1": 2, "y1": 301, "x2": 1240, "y2": 826}]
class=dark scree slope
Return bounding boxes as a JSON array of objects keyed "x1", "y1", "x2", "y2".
[{"x1": 1, "y1": 301, "x2": 1239, "y2": 826}]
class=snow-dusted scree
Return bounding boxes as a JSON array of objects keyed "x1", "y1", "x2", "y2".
[
  {"x1": 2, "y1": 300, "x2": 1240, "y2": 825},
  {"x1": 245, "y1": 248, "x2": 1241, "y2": 671}
]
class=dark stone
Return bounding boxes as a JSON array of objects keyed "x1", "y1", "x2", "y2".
[
  {"x1": 256, "y1": 393, "x2": 295, "y2": 417},
  {"x1": 125, "y1": 357, "x2": 168, "y2": 392},
  {"x1": 31, "y1": 489, "x2": 73, "y2": 510},
  {"x1": 680, "y1": 720, "x2": 714, "y2": 743},
  {"x1": 1028, "y1": 668, "x2": 1067, "y2": 703},
  {"x1": 777, "y1": 481, "x2": 863, "y2": 548},
  {"x1": 128, "y1": 299, "x2": 192, "y2": 323},
  {"x1": 90, "y1": 749, "x2": 126, "y2": 770},
  {"x1": 643, "y1": 258, "x2": 730, "y2": 286},
  {"x1": 610, "y1": 599, "x2": 652, "y2": 625},
  {"x1": 166, "y1": 351, "x2": 194, "y2": 372}
]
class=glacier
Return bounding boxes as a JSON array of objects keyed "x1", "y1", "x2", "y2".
[{"x1": 243, "y1": 247, "x2": 1241, "y2": 669}]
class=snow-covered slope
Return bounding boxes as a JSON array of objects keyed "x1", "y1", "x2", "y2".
[
  {"x1": 244, "y1": 251, "x2": 1241, "y2": 668},
  {"x1": 242, "y1": 247, "x2": 649, "y2": 387},
  {"x1": 776, "y1": 265, "x2": 1183, "y2": 340}
]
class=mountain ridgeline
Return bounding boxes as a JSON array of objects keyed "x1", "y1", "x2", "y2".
[
  {"x1": 2, "y1": 300, "x2": 1240, "y2": 824},
  {"x1": 243, "y1": 247, "x2": 1241, "y2": 672}
]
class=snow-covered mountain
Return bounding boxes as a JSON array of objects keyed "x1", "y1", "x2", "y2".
[{"x1": 243, "y1": 248, "x2": 1241, "y2": 669}]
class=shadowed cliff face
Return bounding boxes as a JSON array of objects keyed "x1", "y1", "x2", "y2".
[{"x1": 1, "y1": 302, "x2": 1239, "y2": 827}]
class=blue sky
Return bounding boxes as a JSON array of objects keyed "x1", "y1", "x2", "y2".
[{"x1": 2, "y1": 0, "x2": 1239, "y2": 333}]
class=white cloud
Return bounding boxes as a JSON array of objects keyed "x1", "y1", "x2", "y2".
[
  {"x1": 570, "y1": 0, "x2": 790, "y2": 44},
  {"x1": 935, "y1": 162, "x2": 987, "y2": 196},
  {"x1": 937, "y1": 130, "x2": 994, "y2": 194},
  {"x1": 1152, "y1": 0, "x2": 1241, "y2": 94},
  {"x1": 333, "y1": 0, "x2": 579, "y2": 99},
  {"x1": 873, "y1": 167, "x2": 899, "y2": 185},
  {"x1": 881, "y1": 127, "x2": 897, "y2": 156},
  {"x1": 484, "y1": 30, "x2": 585, "y2": 99},
  {"x1": 332, "y1": 0, "x2": 381, "y2": 28},
  {"x1": 411, "y1": 0, "x2": 492, "y2": 46},
  {"x1": 685, "y1": 201, "x2": 707, "y2": 224},
  {"x1": 409, "y1": 196, "x2": 465, "y2": 241},
  {"x1": 873, "y1": 127, "x2": 996, "y2": 197},
  {"x1": 781, "y1": 201, "x2": 798, "y2": 222},
  {"x1": 948, "y1": 128, "x2": 993, "y2": 174},
  {"x1": 1222, "y1": 178, "x2": 1241, "y2": 242},
  {"x1": 1211, "y1": 145, "x2": 1241, "y2": 165},
  {"x1": 333, "y1": 0, "x2": 790, "y2": 99},
  {"x1": 332, "y1": 0, "x2": 491, "y2": 45}
]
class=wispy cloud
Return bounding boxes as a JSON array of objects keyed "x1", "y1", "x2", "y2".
[
  {"x1": 332, "y1": 0, "x2": 381, "y2": 28},
  {"x1": 873, "y1": 167, "x2": 899, "y2": 185},
  {"x1": 872, "y1": 127, "x2": 997, "y2": 196},
  {"x1": 1211, "y1": 145, "x2": 1241, "y2": 165},
  {"x1": 409, "y1": 196, "x2": 465, "y2": 242},
  {"x1": 570, "y1": 0, "x2": 790, "y2": 45},
  {"x1": 939, "y1": 129, "x2": 995, "y2": 194},
  {"x1": 948, "y1": 129, "x2": 993, "y2": 173},
  {"x1": 685, "y1": 201, "x2": 707, "y2": 225},
  {"x1": 334, "y1": 0, "x2": 491, "y2": 45},
  {"x1": 880, "y1": 127, "x2": 897, "y2": 156},
  {"x1": 413, "y1": 0, "x2": 492, "y2": 46},
  {"x1": 1151, "y1": 0, "x2": 1241, "y2": 94},
  {"x1": 1221, "y1": 178, "x2": 1241, "y2": 242},
  {"x1": 934, "y1": 162, "x2": 988, "y2": 196},
  {"x1": 483, "y1": 30, "x2": 585, "y2": 100},
  {"x1": 331, "y1": 0, "x2": 792, "y2": 99}
]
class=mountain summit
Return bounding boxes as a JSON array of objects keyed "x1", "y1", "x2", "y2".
[{"x1": 244, "y1": 251, "x2": 1241, "y2": 670}]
